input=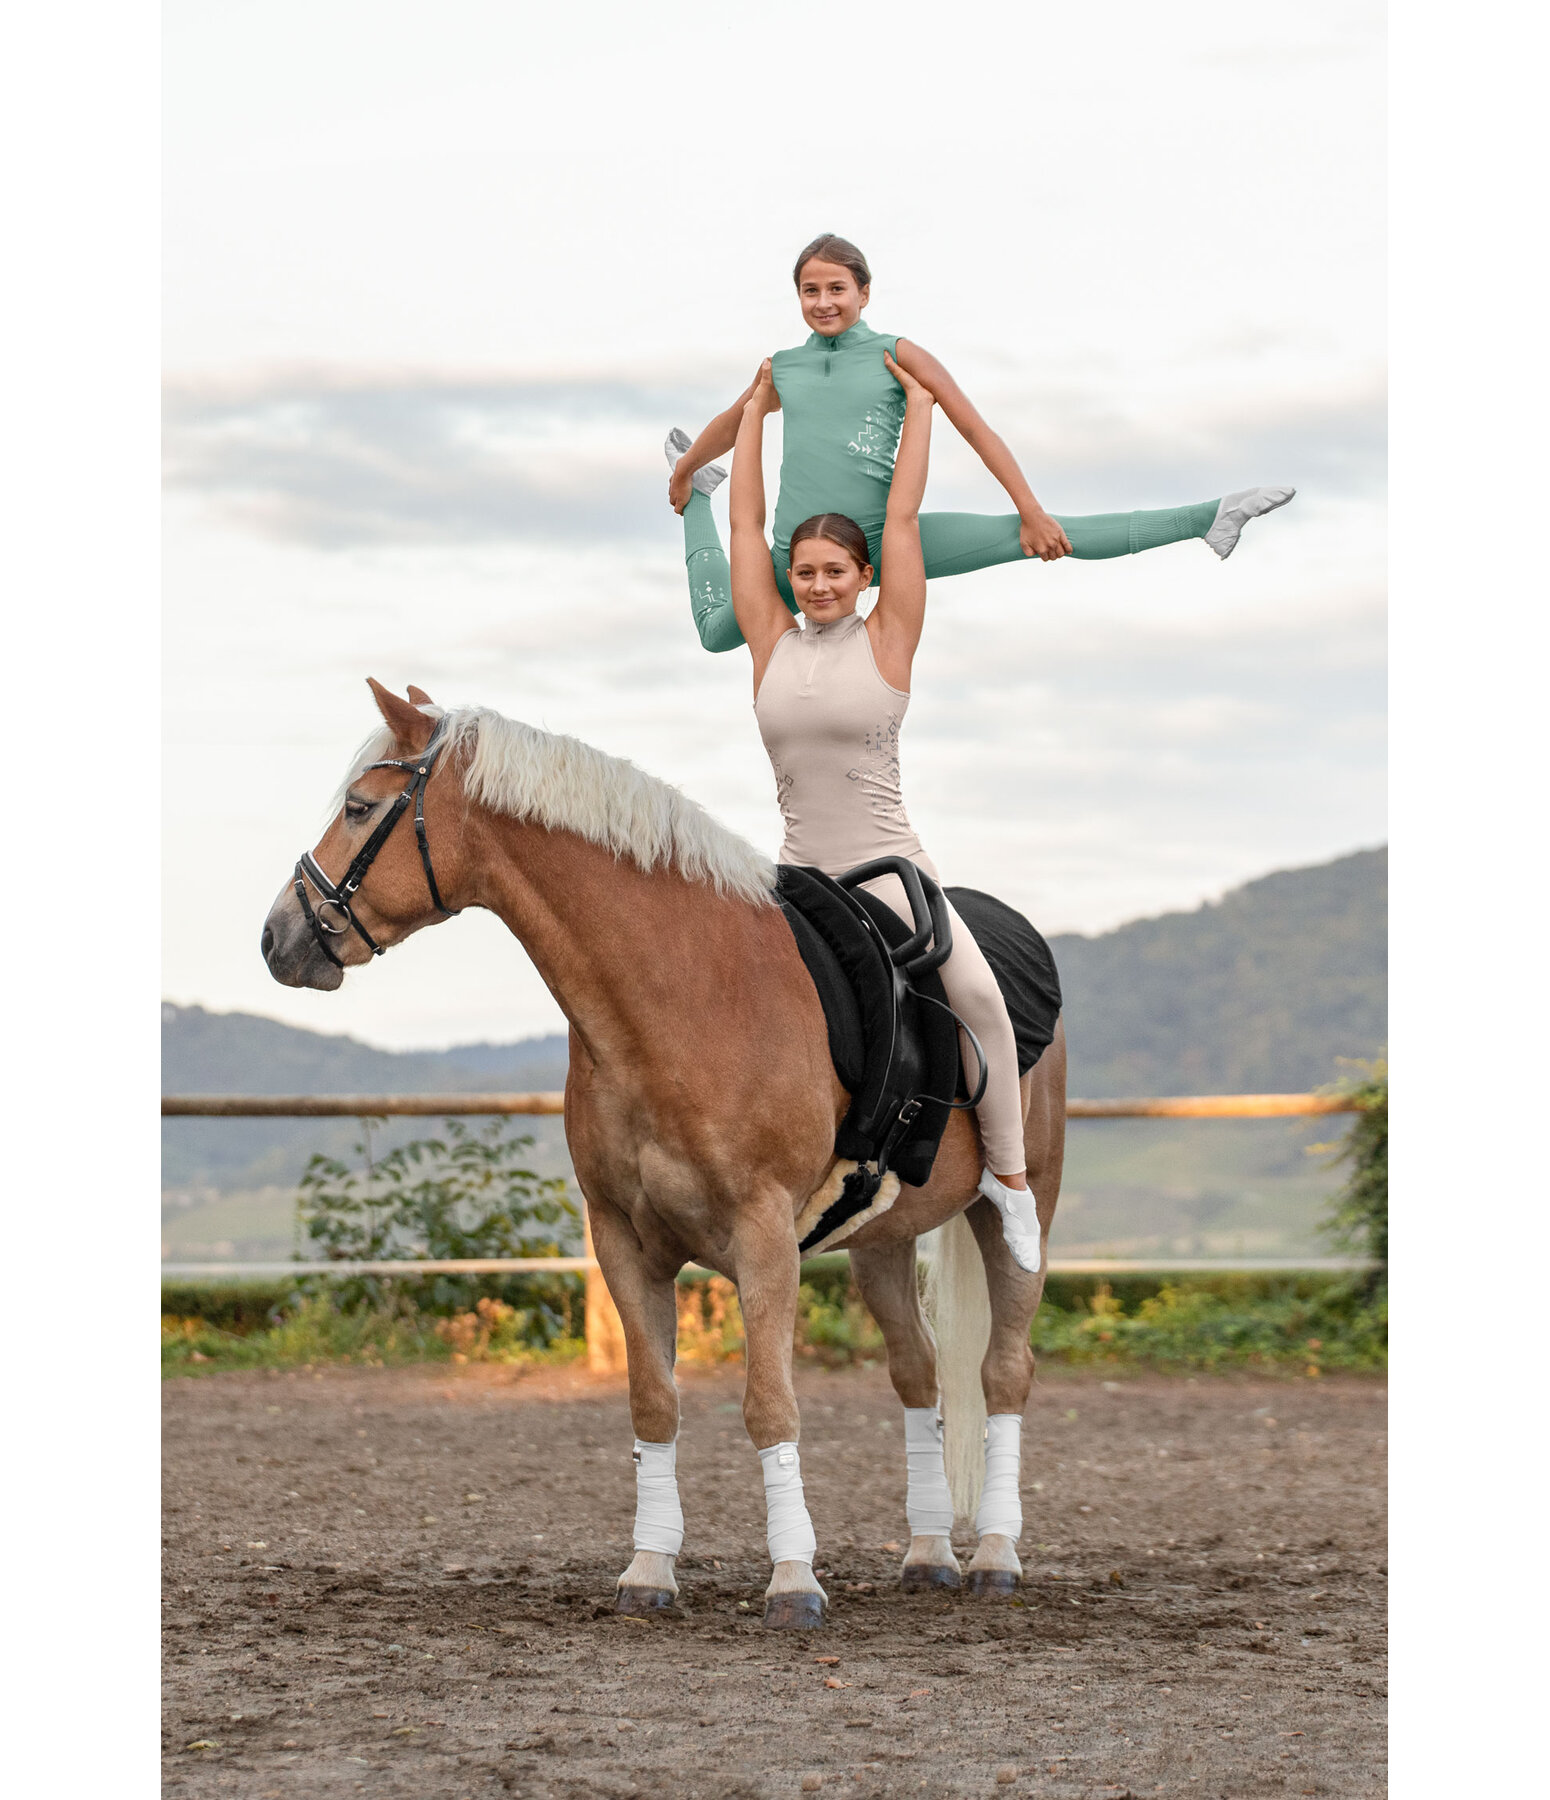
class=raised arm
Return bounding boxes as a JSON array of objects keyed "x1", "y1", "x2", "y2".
[
  {"x1": 867, "y1": 351, "x2": 934, "y2": 691},
  {"x1": 729, "y1": 361, "x2": 796, "y2": 691},
  {"x1": 668, "y1": 364, "x2": 765, "y2": 515},
  {"x1": 891, "y1": 338, "x2": 1072, "y2": 562}
]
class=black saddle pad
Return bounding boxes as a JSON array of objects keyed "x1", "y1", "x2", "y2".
[
  {"x1": 942, "y1": 886, "x2": 1064, "y2": 1076},
  {"x1": 777, "y1": 870, "x2": 1062, "y2": 1191}
]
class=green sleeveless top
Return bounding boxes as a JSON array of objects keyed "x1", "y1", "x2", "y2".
[{"x1": 770, "y1": 318, "x2": 902, "y2": 552}]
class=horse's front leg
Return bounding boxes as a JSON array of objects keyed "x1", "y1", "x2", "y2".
[
  {"x1": 733, "y1": 1207, "x2": 827, "y2": 1630},
  {"x1": 585, "y1": 1196, "x2": 685, "y2": 1614},
  {"x1": 848, "y1": 1237, "x2": 962, "y2": 1592}
]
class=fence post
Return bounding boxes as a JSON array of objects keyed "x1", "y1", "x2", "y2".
[{"x1": 582, "y1": 1208, "x2": 628, "y2": 1375}]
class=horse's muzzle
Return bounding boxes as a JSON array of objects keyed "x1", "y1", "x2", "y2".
[{"x1": 261, "y1": 888, "x2": 345, "y2": 991}]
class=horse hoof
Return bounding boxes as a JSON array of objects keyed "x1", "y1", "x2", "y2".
[
  {"x1": 901, "y1": 1563, "x2": 962, "y2": 1592},
  {"x1": 762, "y1": 1592, "x2": 825, "y2": 1630},
  {"x1": 967, "y1": 1568, "x2": 1020, "y2": 1597},
  {"x1": 615, "y1": 1586, "x2": 675, "y2": 1616}
]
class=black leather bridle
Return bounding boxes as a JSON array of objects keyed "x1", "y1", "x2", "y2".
[{"x1": 293, "y1": 721, "x2": 459, "y2": 968}]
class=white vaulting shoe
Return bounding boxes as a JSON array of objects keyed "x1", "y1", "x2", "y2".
[
  {"x1": 665, "y1": 427, "x2": 728, "y2": 497},
  {"x1": 978, "y1": 1169, "x2": 1042, "y2": 1274},
  {"x1": 1204, "y1": 485, "x2": 1296, "y2": 559}
]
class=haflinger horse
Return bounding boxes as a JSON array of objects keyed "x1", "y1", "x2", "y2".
[{"x1": 262, "y1": 682, "x2": 1066, "y2": 1629}]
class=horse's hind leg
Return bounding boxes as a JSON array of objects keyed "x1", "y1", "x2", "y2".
[
  {"x1": 964, "y1": 1025, "x2": 1066, "y2": 1595},
  {"x1": 586, "y1": 1198, "x2": 685, "y2": 1615},
  {"x1": 849, "y1": 1238, "x2": 961, "y2": 1592}
]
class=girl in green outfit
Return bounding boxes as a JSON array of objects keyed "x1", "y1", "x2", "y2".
[{"x1": 666, "y1": 233, "x2": 1294, "y2": 654}]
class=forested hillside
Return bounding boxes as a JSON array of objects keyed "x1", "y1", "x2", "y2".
[
  {"x1": 161, "y1": 1008, "x2": 569, "y2": 1199},
  {"x1": 161, "y1": 1005, "x2": 569, "y2": 1097},
  {"x1": 1049, "y1": 846, "x2": 1386, "y2": 1095}
]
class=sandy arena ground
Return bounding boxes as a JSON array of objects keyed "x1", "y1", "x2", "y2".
[{"x1": 163, "y1": 1363, "x2": 1385, "y2": 1798}]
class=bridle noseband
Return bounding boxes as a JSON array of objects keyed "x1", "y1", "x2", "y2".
[{"x1": 293, "y1": 721, "x2": 459, "y2": 968}]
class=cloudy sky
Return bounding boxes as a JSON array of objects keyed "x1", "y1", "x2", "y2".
[{"x1": 163, "y1": 0, "x2": 1385, "y2": 1049}]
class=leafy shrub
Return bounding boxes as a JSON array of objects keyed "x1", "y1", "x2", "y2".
[
  {"x1": 1319, "y1": 1060, "x2": 1387, "y2": 1288},
  {"x1": 159, "y1": 1282, "x2": 293, "y2": 1335},
  {"x1": 295, "y1": 1118, "x2": 579, "y2": 1329},
  {"x1": 1027, "y1": 1278, "x2": 1385, "y2": 1371},
  {"x1": 434, "y1": 1297, "x2": 587, "y2": 1366},
  {"x1": 676, "y1": 1276, "x2": 745, "y2": 1365},
  {"x1": 795, "y1": 1280, "x2": 886, "y2": 1365},
  {"x1": 161, "y1": 1297, "x2": 444, "y2": 1370}
]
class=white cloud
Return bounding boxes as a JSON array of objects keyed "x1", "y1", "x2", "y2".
[{"x1": 163, "y1": 365, "x2": 1385, "y2": 549}]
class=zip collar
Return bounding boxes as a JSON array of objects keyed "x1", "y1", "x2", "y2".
[
  {"x1": 804, "y1": 610, "x2": 865, "y2": 638},
  {"x1": 803, "y1": 318, "x2": 880, "y2": 352}
]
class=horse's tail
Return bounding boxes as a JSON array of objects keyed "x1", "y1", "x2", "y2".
[{"x1": 922, "y1": 1211, "x2": 990, "y2": 1524}]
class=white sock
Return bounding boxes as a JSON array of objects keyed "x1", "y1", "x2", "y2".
[
  {"x1": 978, "y1": 1168, "x2": 1042, "y2": 1274},
  {"x1": 975, "y1": 1414, "x2": 1023, "y2": 1540},
  {"x1": 1204, "y1": 485, "x2": 1296, "y2": 559},
  {"x1": 904, "y1": 1406, "x2": 955, "y2": 1535},
  {"x1": 664, "y1": 426, "x2": 727, "y2": 497},
  {"x1": 631, "y1": 1439, "x2": 684, "y2": 1556},
  {"x1": 758, "y1": 1442, "x2": 817, "y2": 1565}
]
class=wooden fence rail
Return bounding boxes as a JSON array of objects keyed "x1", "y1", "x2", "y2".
[
  {"x1": 162, "y1": 1088, "x2": 1368, "y2": 1370},
  {"x1": 162, "y1": 1092, "x2": 1359, "y2": 1120}
]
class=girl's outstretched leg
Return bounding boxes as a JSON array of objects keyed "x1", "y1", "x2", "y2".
[
  {"x1": 1060, "y1": 499, "x2": 1221, "y2": 558},
  {"x1": 681, "y1": 492, "x2": 746, "y2": 654},
  {"x1": 914, "y1": 487, "x2": 1293, "y2": 580},
  {"x1": 681, "y1": 498, "x2": 801, "y2": 651}
]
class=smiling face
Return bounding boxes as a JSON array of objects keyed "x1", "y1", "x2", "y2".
[
  {"x1": 788, "y1": 536, "x2": 873, "y2": 623},
  {"x1": 796, "y1": 258, "x2": 870, "y2": 337}
]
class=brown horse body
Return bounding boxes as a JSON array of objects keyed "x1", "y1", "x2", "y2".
[{"x1": 263, "y1": 683, "x2": 1065, "y2": 1626}]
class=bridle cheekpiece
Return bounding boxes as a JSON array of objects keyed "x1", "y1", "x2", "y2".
[{"x1": 293, "y1": 719, "x2": 459, "y2": 968}]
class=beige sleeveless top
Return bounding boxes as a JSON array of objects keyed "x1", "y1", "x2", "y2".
[{"x1": 753, "y1": 611, "x2": 927, "y2": 876}]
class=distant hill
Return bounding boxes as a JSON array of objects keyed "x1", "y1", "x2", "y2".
[
  {"x1": 161, "y1": 1007, "x2": 570, "y2": 1200},
  {"x1": 1048, "y1": 846, "x2": 1386, "y2": 1095},
  {"x1": 161, "y1": 1004, "x2": 569, "y2": 1096}
]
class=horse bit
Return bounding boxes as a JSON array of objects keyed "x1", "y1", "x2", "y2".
[{"x1": 293, "y1": 720, "x2": 459, "y2": 968}]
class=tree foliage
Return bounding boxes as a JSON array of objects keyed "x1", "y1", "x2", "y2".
[
  {"x1": 295, "y1": 1118, "x2": 578, "y2": 1318},
  {"x1": 1320, "y1": 1060, "x2": 1387, "y2": 1286}
]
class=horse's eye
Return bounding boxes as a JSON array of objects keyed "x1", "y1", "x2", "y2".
[{"x1": 344, "y1": 799, "x2": 371, "y2": 821}]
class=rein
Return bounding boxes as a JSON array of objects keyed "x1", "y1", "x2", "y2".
[{"x1": 293, "y1": 721, "x2": 459, "y2": 968}]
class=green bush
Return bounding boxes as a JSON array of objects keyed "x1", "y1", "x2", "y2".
[
  {"x1": 295, "y1": 1117, "x2": 580, "y2": 1332},
  {"x1": 1028, "y1": 1277, "x2": 1385, "y2": 1371},
  {"x1": 1319, "y1": 1060, "x2": 1387, "y2": 1290}
]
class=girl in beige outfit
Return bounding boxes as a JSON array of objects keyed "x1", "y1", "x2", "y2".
[{"x1": 731, "y1": 354, "x2": 1041, "y2": 1273}]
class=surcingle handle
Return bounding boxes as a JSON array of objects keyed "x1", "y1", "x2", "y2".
[{"x1": 835, "y1": 855, "x2": 954, "y2": 977}]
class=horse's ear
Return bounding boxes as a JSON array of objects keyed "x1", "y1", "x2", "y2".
[
  {"x1": 366, "y1": 678, "x2": 436, "y2": 752},
  {"x1": 406, "y1": 684, "x2": 435, "y2": 707}
]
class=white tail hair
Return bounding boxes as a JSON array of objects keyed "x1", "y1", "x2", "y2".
[{"x1": 921, "y1": 1213, "x2": 990, "y2": 1523}]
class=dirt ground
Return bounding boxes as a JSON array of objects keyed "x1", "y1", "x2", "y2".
[{"x1": 163, "y1": 1363, "x2": 1385, "y2": 1799}]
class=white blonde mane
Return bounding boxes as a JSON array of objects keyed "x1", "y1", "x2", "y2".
[{"x1": 338, "y1": 705, "x2": 776, "y2": 906}]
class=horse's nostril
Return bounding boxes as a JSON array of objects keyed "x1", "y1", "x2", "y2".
[{"x1": 260, "y1": 925, "x2": 276, "y2": 962}]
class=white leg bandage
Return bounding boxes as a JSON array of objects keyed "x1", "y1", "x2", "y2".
[
  {"x1": 631, "y1": 1439, "x2": 684, "y2": 1556},
  {"x1": 975, "y1": 1414, "x2": 1023, "y2": 1541},
  {"x1": 758, "y1": 1442, "x2": 817, "y2": 1566},
  {"x1": 904, "y1": 1406, "x2": 956, "y2": 1535}
]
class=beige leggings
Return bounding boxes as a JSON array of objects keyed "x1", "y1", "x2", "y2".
[{"x1": 860, "y1": 859, "x2": 1027, "y2": 1177}]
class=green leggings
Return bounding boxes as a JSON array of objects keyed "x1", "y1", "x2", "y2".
[{"x1": 682, "y1": 493, "x2": 1221, "y2": 653}]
